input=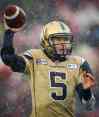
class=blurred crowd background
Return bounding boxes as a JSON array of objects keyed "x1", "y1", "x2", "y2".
[{"x1": 0, "y1": 0, "x2": 99, "y2": 117}]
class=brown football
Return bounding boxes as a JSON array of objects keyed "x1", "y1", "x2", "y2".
[{"x1": 3, "y1": 5, "x2": 26, "y2": 31}]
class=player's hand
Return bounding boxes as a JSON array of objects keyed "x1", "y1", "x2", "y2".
[
  {"x1": 82, "y1": 72, "x2": 95, "y2": 89},
  {"x1": 3, "y1": 5, "x2": 26, "y2": 32}
]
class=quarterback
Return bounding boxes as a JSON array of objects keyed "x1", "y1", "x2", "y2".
[{"x1": 1, "y1": 6, "x2": 96, "y2": 117}]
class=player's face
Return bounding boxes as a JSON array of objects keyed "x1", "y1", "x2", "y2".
[{"x1": 52, "y1": 37, "x2": 71, "y2": 55}]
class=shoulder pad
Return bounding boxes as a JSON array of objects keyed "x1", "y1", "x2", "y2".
[{"x1": 23, "y1": 49, "x2": 33, "y2": 60}]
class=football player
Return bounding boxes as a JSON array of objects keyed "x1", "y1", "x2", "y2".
[{"x1": 1, "y1": 20, "x2": 96, "y2": 117}]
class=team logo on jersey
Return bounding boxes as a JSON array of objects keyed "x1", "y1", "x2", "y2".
[
  {"x1": 36, "y1": 58, "x2": 48, "y2": 64},
  {"x1": 67, "y1": 64, "x2": 78, "y2": 69}
]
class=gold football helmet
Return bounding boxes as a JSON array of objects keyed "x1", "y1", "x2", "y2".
[{"x1": 40, "y1": 21, "x2": 73, "y2": 61}]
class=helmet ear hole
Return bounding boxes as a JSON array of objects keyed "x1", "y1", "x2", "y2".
[{"x1": 48, "y1": 38, "x2": 54, "y2": 46}]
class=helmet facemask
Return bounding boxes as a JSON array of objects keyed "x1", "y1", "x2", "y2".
[{"x1": 48, "y1": 34, "x2": 73, "y2": 61}]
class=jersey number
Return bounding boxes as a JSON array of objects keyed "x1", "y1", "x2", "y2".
[{"x1": 49, "y1": 72, "x2": 67, "y2": 100}]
